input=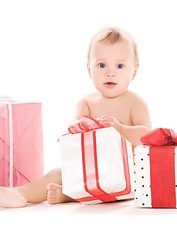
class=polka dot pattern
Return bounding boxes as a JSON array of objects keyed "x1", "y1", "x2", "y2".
[{"x1": 134, "y1": 146, "x2": 152, "y2": 207}]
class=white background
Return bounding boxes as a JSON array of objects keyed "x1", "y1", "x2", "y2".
[
  {"x1": 1, "y1": 0, "x2": 177, "y2": 238},
  {"x1": 1, "y1": 0, "x2": 177, "y2": 173}
]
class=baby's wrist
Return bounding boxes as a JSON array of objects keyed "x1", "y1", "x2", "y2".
[{"x1": 113, "y1": 120, "x2": 121, "y2": 133}]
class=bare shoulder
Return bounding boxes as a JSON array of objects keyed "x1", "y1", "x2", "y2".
[
  {"x1": 126, "y1": 90, "x2": 148, "y2": 106},
  {"x1": 127, "y1": 90, "x2": 152, "y2": 129},
  {"x1": 83, "y1": 92, "x2": 100, "y2": 103},
  {"x1": 74, "y1": 92, "x2": 99, "y2": 119}
]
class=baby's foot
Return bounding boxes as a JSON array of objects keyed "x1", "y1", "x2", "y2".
[
  {"x1": 47, "y1": 183, "x2": 65, "y2": 204},
  {"x1": 0, "y1": 187, "x2": 27, "y2": 208}
]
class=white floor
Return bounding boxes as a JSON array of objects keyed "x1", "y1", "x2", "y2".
[{"x1": 1, "y1": 199, "x2": 177, "y2": 239}]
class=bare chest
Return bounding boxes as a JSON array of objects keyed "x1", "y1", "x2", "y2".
[{"x1": 88, "y1": 98, "x2": 132, "y2": 126}]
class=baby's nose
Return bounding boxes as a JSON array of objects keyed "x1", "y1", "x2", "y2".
[{"x1": 106, "y1": 72, "x2": 116, "y2": 77}]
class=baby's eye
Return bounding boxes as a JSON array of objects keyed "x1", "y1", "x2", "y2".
[
  {"x1": 117, "y1": 64, "x2": 124, "y2": 69},
  {"x1": 98, "y1": 63, "x2": 105, "y2": 68}
]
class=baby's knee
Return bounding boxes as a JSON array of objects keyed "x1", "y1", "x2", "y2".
[{"x1": 46, "y1": 168, "x2": 61, "y2": 185}]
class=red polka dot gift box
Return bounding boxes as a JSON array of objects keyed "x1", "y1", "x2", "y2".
[
  {"x1": 59, "y1": 116, "x2": 134, "y2": 204},
  {"x1": 0, "y1": 98, "x2": 44, "y2": 187},
  {"x1": 134, "y1": 128, "x2": 177, "y2": 208}
]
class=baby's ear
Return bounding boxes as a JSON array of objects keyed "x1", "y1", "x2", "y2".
[
  {"x1": 87, "y1": 63, "x2": 91, "y2": 79},
  {"x1": 132, "y1": 64, "x2": 139, "y2": 81}
]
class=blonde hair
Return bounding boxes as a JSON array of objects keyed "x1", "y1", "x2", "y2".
[{"x1": 87, "y1": 26, "x2": 139, "y2": 66}]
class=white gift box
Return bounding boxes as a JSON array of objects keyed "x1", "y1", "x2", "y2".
[
  {"x1": 59, "y1": 126, "x2": 134, "y2": 204},
  {"x1": 134, "y1": 145, "x2": 177, "y2": 208}
]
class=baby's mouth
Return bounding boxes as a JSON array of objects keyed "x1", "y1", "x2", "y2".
[{"x1": 104, "y1": 82, "x2": 117, "y2": 88}]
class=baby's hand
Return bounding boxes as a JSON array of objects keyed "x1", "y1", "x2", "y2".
[
  {"x1": 101, "y1": 115, "x2": 118, "y2": 124},
  {"x1": 101, "y1": 115, "x2": 120, "y2": 131}
]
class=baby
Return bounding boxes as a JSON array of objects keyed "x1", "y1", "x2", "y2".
[{"x1": 0, "y1": 26, "x2": 152, "y2": 208}]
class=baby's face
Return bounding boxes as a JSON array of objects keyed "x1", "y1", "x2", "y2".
[{"x1": 88, "y1": 39, "x2": 138, "y2": 98}]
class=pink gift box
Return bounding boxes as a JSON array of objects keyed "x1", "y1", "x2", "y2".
[{"x1": 0, "y1": 100, "x2": 44, "y2": 187}]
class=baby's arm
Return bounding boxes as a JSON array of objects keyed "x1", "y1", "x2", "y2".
[
  {"x1": 102, "y1": 97, "x2": 152, "y2": 147},
  {"x1": 73, "y1": 98, "x2": 90, "y2": 120},
  {"x1": 119, "y1": 98, "x2": 151, "y2": 146}
]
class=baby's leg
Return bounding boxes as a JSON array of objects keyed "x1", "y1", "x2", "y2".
[
  {"x1": 18, "y1": 168, "x2": 62, "y2": 203},
  {"x1": 0, "y1": 187, "x2": 27, "y2": 208},
  {"x1": 0, "y1": 168, "x2": 73, "y2": 208}
]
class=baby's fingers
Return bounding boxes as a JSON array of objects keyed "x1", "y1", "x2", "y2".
[{"x1": 101, "y1": 115, "x2": 113, "y2": 122}]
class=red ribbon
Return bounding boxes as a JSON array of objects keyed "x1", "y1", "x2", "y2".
[
  {"x1": 141, "y1": 128, "x2": 176, "y2": 208},
  {"x1": 67, "y1": 115, "x2": 131, "y2": 203},
  {"x1": 141, "y1": 128, "x2": 177, "y2": 146},
  {"x1": 68, "y1": 115, "x2": 113, "y2": 134}
]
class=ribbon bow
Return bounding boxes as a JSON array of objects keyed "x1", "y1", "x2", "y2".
[
  {"x1": 140, "y1": 128, "x2": 177, "y2": 146},
  {"x1": 68, "y1": 115, "x2": 113, "y2": 134}
]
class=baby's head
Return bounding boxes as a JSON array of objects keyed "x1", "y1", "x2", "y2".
[
  {"x1": 87, "y1": 27, "x2": 139, "y2": 98},
  {"x1": 88, "y1": 26, "x2": 139, "y2": 67}
]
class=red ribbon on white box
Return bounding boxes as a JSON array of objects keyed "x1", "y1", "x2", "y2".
[
  {"x1": 68, "y1": 116, "x2": 131, "y2": 203},
  {"x1": 68, "y1": 115, "x2": 113, "y2": 134}
]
